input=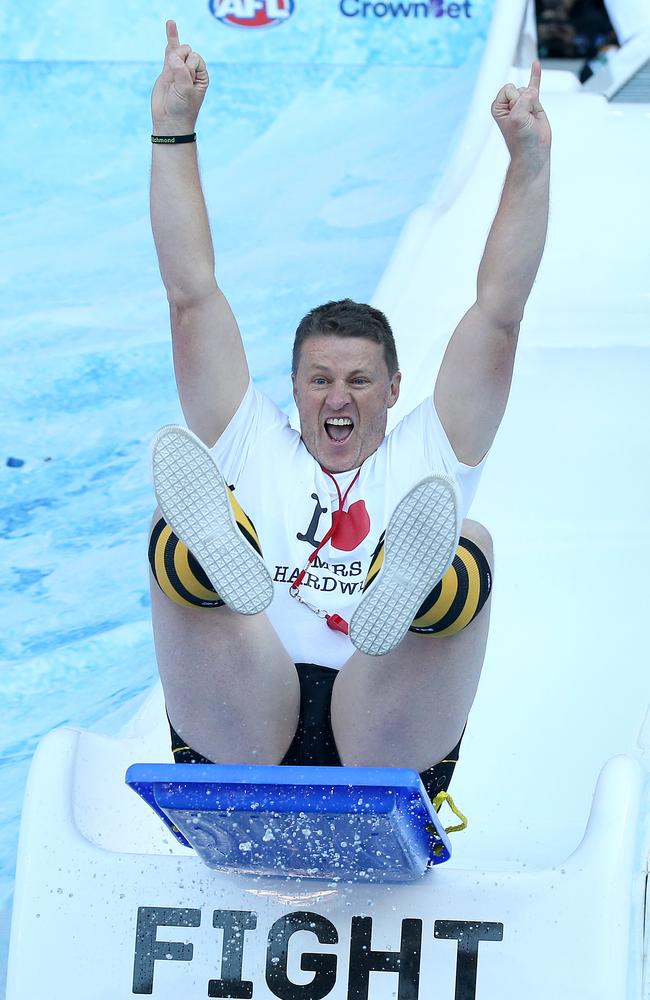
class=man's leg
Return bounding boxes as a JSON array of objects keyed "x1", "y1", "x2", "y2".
[
  {"x1": 330, "y1": 520, "x2": 492, "y2": 773},
  {"x1": 149, "y1": 510, "x2": 300, "y2": 765},
  {"x1": 149, "y1": 426, "x2": 300, "y2": 764}
]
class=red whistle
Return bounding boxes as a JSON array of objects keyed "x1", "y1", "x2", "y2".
[{"x1": 326, "y1": 614, "x2": 349, "y2": 635}]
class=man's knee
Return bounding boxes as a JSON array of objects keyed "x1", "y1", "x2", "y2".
[
  {"x1": 461, "y1": 519, "x2": 493, "y2": 565},
  {"x1": 148, "y1": 512, "x2": 225, "y2": 609},
  {"x1": 409, "y1": 520, "x2": 492, "y2": 636},
  {"x1": 148, "y1": 487, "x2": 265, "y2": 610}
]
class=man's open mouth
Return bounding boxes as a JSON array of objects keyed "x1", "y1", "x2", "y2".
[{"x1": 324, "y1": 417, "x2": 354, "y2": 443}]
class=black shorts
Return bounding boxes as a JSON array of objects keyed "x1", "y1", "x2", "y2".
[{"x1": 168, "y1": 662, "x2": 462, "y2": 803}]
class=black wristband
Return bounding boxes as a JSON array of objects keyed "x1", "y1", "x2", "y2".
[{"x1": 151, "y1": 133, "x2": 197, "y2": 145}]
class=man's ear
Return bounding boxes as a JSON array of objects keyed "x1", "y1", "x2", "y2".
[
  {"x1": 387, "y1": 371, "x2": 401, "y2": 408},
  {"x1": 291, "y1": 373, "x2": 297, "y2": 403}
]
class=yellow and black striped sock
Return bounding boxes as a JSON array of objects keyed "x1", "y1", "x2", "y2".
[
  {"x1": 362, "y1": 535, "x2": 491, "y2": 636},
  {"x1": 148, "y1": 488, "x2": 264, "y2": 609}
]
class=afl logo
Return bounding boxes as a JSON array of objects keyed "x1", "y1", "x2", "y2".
[{"x1": 210, "y1": 0, "x2": 295, "y2": 29}]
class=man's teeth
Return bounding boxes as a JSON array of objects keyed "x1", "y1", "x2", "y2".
[{"x1": 325, "y1": 418, "x2": 353, "y2": 425}]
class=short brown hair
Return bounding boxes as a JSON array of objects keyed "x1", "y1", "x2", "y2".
[{"x1": 292, "y1": 299, "x2": 399, "y2": 376}]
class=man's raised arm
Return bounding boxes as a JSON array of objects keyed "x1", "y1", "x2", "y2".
[
  {"x1": 151, "y1": 20, "x2": 249, "y2": 446},
  {"x1": 434, "y1": 62, "x2": 551, "y2": 467}
]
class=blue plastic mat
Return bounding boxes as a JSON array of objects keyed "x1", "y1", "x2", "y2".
[{"x1": 126, "y1": 763, "x2": 451, "y2": 881}]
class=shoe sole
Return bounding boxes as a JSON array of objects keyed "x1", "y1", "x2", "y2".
[
  {"x1": 349, "y1": 475, "x2": 460, "y2": 656},
  {"x1": 151, "y1": 425, "x2": 273, "y2": 615}
]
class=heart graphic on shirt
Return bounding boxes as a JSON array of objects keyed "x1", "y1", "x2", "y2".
[{"x1": 330, "y1": 500, "x2": 370, "y2": 551}]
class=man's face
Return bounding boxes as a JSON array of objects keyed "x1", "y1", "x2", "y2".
[{"x1": 292, "y1": 335, "x2": 401, "y2": 473}]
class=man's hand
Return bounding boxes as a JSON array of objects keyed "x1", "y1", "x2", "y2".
[
  {"x1": 151, "y1": 20, "x2": 209, "y2": 135},
  {"x1": 491, "y1": 61, "x2": 551, "y2": 165}
]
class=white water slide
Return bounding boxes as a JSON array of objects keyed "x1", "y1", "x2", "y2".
[{"x1": 5, "y1": 1, "x2": 650, "y2": 997}]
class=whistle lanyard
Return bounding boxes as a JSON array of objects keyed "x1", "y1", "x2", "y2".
[{"x1": 289, "y1": 466, "x2": 361, "y2": 635}]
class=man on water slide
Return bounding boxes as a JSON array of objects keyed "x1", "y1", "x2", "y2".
[{"x1": 148, "y1": 21, "x2": 551, "y2": 805}]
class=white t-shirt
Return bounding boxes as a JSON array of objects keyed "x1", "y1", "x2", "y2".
[{"x1": 212, "y1": 381, "x2": 484, "y2": 669}]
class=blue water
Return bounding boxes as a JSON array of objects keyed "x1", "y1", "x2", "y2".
[{"x1": 0, "y1": 4, "x2": 494, "y2": 984}]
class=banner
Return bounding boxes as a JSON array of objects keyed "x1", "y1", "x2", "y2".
[{"x1": 4, "y1": 0, "x2": 494, "y2": 65}]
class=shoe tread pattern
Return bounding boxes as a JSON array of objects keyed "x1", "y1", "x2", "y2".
[
  {"x1": 349, "y1": 476, "x2": 460, "y2": 656},
  {"x1": 152, "y1": 426, "x2": 273, "y2": 615}
]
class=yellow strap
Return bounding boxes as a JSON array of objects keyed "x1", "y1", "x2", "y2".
[{"x1": 432, "y1": 791, "x2": 468, "y2": 835}]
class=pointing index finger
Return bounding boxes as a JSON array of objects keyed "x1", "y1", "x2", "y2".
[
  {"x1": 528, "y1": 59, "x2": 541, "y2": 93},
  {"x1": 166, "y1": 19, "x2": 180, "y2": 50}
]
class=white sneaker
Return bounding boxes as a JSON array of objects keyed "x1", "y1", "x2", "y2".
[
  {"x1": 349, "y1": 475, "x2": 461, "y2": 656},
  {"x1": 151, "y1": 425, "x2": 274, "y2": 615}
]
